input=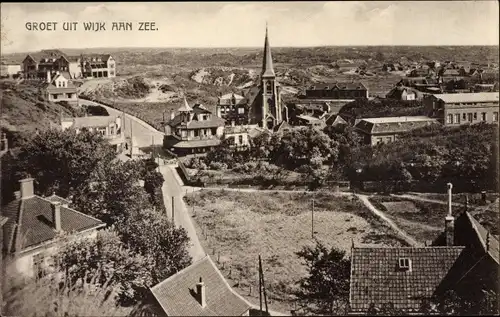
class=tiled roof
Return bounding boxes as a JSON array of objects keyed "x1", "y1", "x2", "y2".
[
  {"x1": 168, "y1": 112, "x2": 225, "y2": 130},
  {"x1": 350, "y1": 246, "x2": 466, "y2": 312},
  {"x1": 45, "y1": 194, "x2": 71, "y2": 205},
  {"x1": 173, "y1": 139, "x2": 221, "y2": 149},
  {"x1": 243, "y1": 86, "x2": 262, "y2": 108},
  {"x1": 308, "y1": 82, "x2": 367, "y2": 91},
  {"x1": 297, "y1": 114, "x2": 322, "y2": 123},
  {"x1": 3, "y1": 195, "x2": 105, "y2": 253},
  {"x1": 432, "y1": 92, "x2": 499, "y2": 104},
  {"x1": 63, "y1": 116, "x2": 118, "y2": 129},
  {"x1": 150, "y1": 255, "x2": 251, "y2": 316},
  {"x1": 465, "y1": 211, "x2": 499, "y2": 264},
  {"x1": 355, "y1": 116, "x2": 438, "y2": 135},
  {"x1": 325, "y1": 114, "x2": 348, "y2": 126}
]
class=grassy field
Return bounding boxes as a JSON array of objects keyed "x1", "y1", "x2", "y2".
[
  {"x1": 369, "y1": 194, "x2": 499, "y2": 243},
  {"x1": 185, "y1": 190, "x2": 406, "y2": 313}
]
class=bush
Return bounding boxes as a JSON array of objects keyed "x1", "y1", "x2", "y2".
[{"x1": 209, "y1": 161, "x2": 228, "y2": 171}]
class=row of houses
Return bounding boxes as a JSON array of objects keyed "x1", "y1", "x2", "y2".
[{"x1": 1, "y1": 49, "x2": 116, "y2": 80}]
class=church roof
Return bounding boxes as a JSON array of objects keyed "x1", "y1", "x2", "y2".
[
  {"x1": 261, "y1": 25, "x2": 275, "y2": 78},
  {"x1": 178, "y1": 97, "x2": 193, "y2": 112}
]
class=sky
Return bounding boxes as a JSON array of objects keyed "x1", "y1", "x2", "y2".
[{"x1": 1, "y1": 1, "x2": 499, "y2": 53}]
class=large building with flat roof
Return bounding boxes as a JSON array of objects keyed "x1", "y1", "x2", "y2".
[{"x1": 424, "y1": 92, "x2": 499, "y2": 126}]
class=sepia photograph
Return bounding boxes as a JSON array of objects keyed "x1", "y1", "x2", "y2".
[{"x1": 0, "y1": 1, "x2": 499, "y2": 316}]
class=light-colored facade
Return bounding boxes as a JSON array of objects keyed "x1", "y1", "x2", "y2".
[
  {"x1": 0, "y1": 61, "x2": 21, "y2": 77},
  {"x1": 424, "y1": 92, "x2": 499, "y2": 126},
  {"x1": 81, "y1": 54, "x2": 116, "y2": 78},
  {"x1": 3, "y1": 178, "x2": 105, "y2": 280},
  {"x1": 45, "y1": 71, "x2": 79, "y2": 105},
  {"x1": 355, "y1": 116, "x2": 440, "y2": 146},
  {"x1": 61, "y1": 115, "x2": 126, "y2": 152},
  {"x1": 164, "y1": 99, "x2": 225, "y2": 155}
]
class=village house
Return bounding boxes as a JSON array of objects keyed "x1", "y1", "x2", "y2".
[
  {"x1": 163, "y1": 98, "x2": 225, "y2": 155},
  {"x1": 43, "y1": 71, "x2": 79, "y2": 105},
  {"x1": 324, "y1": 114, "x2": 348, "y2": 127},
  {"x1": 221, "y1": 122, "x2": 268, "y2": 149},
  {"x1": 304, "y1": 82, "x2": 369, "y2": 100},
  {"x1": 149, "y1": 255, "x2": 251, "y2": 316},
  {"x1": 385, "y1": 86, "x2": 417, "y2": 101},
  {"x1": 382, "y1": 63, "x2": 404, "y2": 72},
  {"x1": 286, "y1": 101, "x2": 330, "y2": 126},
  {"x1": 398, "y1": 77, "x2": 442, "y2": 94},
  {"x1": 60, "y1": 113, "x2": 126, "y2": 153},
  {"x1": 0, "y1": 59, "x2": 22, "y2": 78},
  {"x1": 21, "y1": 49, "x2": 115, "y2": 80},
  {"x1": 423, "y1": 92, "x2": 499, "y2": 126},
  {"x1": 80, "y1": 54, "x2": 116, "y2": 78},
  {"x1": 2, "y1": 178, "x2": 105, "y2": 280},
  {"x1": 241, "y1": 26, "x2": 286, "y2": 130},
  {"x1": 355, "y1": 116, "x2": 439, "y2": 146},
  {"x1": 216, "y1": 93, "x2": 250, "y2": 125},
  {"x1": 349, "y1": 184, "x2": 499, "y2": 315}
]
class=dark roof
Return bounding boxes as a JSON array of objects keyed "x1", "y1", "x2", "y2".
[
  {"x1": 355, "y1": 116, "x2": 439, "y2": 135},
  {"x1": 150, "y1": 255, "x2": 250, "y2": 316},
  {"x1": 325, "y1": 114, "x2": 348, "y2": 126},
  {"x1": 173, "y1": 139, "x2": 221, "y2": 149},
  {"x1": 168, "y1": 114, "x2": 225, "y2": 130},
  {"x1": 243, "y1": 86, "x2": 261, "y2": 108},
  {"x1": 350, "y1": 246, "x2": 466, "y2": 312},
  {"x1": 386, "y1": 86, "x2": 417, "y2": 99},
  {"x1": 308, "y1": 82, "x2": 367, "y2": 91},
  {"x1": 466, "y1": 211, "x2": 499, "y2": 264},
  {"x1": 3, "y1": 195, "x2": 105, "y2": 253}
]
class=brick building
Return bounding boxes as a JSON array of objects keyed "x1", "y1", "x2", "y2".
[
  {"x1": 423, "y1": 92, "x2": 499, "y2": 126},
  {"x1": 215, "y1": 93, "x2": 250, "y2": 125},
  {"x1": 304, "y1": 82, "x2": 368, "y2": 100}
]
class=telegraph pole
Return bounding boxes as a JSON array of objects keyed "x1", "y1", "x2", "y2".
[
  {"x1": 311, "y1": 198, "x2": 315, "y2": 239},
  {"x1": 171, "y1": 196, "x2": 175, "y2": 224}
]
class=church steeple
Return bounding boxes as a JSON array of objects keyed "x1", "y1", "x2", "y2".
[{"x1": 261, "y1": 23, "x2": 275, "y2": 78}]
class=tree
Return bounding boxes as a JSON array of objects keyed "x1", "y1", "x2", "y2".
[
  {"x1": 16, "y1": 129, "x2": 116, "y2": 197},
  {"x1": 295, "y1": 240, "x2": 351, "y2": 315},
  {"x1": 115, "y1": 208, "x2": 192, "y2": 284},
  {"x1": 57, "y1": 229, "x2": 153, "y2": 306},
  {"x1": 140, "y1": 158, "x2": 166, "y2": 212},
  {"x1": 72, "y1": 160, "x2": 150, "y2": 225}
]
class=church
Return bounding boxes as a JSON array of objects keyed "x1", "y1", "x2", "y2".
[{"x1": 217, "y1": 26, "x2": 288, "y2": 131}]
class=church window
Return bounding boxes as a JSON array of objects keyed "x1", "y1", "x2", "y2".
[{"x1": 266, "y1": 81, "x2": 272, "y2": 93}]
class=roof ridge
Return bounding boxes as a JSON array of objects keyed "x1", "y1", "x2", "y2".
[
  {"x1": 353, "y1": 246, "x2": 466, "y2": 250},
  {"x1": 36, "y1": 195, "x2": 105, "y2": 225},
  {"x1": 150, "y1": 255, "x2": 210, "y2": 292}
]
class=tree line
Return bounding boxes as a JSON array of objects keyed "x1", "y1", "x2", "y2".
[{"x1": 2, "y1": 129, "x2": 192, "y2": 314}]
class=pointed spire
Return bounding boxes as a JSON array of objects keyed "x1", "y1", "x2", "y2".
[
  {"x1": 178, "y1": 96, "x2": 193, "y2": 112},
  {"x1": 261, "y1": 23, "x2": 275, "y2": 78}
]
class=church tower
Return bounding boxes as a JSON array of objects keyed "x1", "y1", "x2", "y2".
[{"x1": 260, "y1": 25, "x2": 282, "y2": 129}]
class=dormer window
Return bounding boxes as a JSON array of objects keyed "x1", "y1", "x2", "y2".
[{"x1": 398, "y1": 258, "x2": 411, "y2": 271}]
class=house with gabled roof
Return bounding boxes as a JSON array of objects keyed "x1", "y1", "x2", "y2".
[
  {"x1": 305, "y1": 82, "x2": 368, "y2": 100},
  {"x1": 43, "y1": 71, "x2": 79, "y2": 105},
  {"x1": 80, "y1": 54, "x2": 116, "y2": 78},
  {"x1": 355, "y1": 116, "x2": 439, "y2": 146},
  {"x1": 163, "y1": 98, "x2": 225, "y2": 155},
  {"x1": 216, "y1": 93, "x2": 251, "y2": 126},
  {"x1": 149, "y1": 255, "x2": 251, "y2": 316},
  {"x1": 349, "y1": 183, "x2": 499, "y2": 315},
  {"x1": 2, "y1": 178, "x2": 106, "y2": 279}
]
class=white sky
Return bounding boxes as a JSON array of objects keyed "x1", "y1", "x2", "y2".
[{"x1": 1, "y1": 1, "x2": 499, "y2": 53}]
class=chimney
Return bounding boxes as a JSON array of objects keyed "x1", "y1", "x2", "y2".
[
  {"x1": 1, "y1": 133, "x2": 8, "y2": 152},
  {"x1": 19, "y1": 178, "x2": 35, "y2": 199},
  {"x1": 216, "y1": 105, "x2": 222, "y2": 118},
  {"x1": 170, "y1": 112, "x2": 175, "y2": 121},
  {"x1": 445, "y1": 183, "x2": 455, "y2": 246},
  {"x1": 51, "y1": 201, "x2": 62, "y2": 232},
  {"x1": 46, "y1": 70, "x2": 51, "y2": 83},
  {"x1": 196, "y1": 277, "x2": 206, "y2": 308},
  {"x1": 231, "y1": 120, "x2": 235, "y2": 127}
]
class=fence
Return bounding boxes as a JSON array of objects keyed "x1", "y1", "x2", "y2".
[{"x1": 357, "y1": 179, "x2": 490, "y2": 193}]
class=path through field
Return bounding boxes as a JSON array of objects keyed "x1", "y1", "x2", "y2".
[{"x1": 390, "y1": 193, "x2": 465, "y2": 206}]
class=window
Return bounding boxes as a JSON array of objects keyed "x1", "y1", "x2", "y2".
[
  {"x1": 494, "y1": 112, "x2": 499, "y2": 122},
  {"x1": 194, "y1": 129, "x2": 199, "y2": 137},
  {"x1": 473, "y1": 113, "x2": 477, "y2": 120},
  {"x1": 376, "y1": 138, "x2": 383, "y2": 145},
  {"x1": 398, "y1": 258, "x2": 411, "y2": 271},
  {"x1": 33, "y1": 253, "x2": 45, "y2": 279},
  {"x1": 455, "y1": 113, "x2": 460, "y2": 124},
  {"x1": 385, "y1": 137, "x2": 392, "y2": 143},
  {"x1": 238, "y1": 107, "x2": 245, "y2": 114},
  {"x1": 467, "y1": 113, "x2": 473, "y2": 122},
  {"x1": 52, "y1": 94, "x2": 58, "y2": 100},
  {"x1": 67, "y1": 93, "x2": 73, "y2": 99},
  {"x1": 481, "y1": 112, "x2": 487, "y2": 121},
  {"x1": 238, "y1": 135, "x2": 244, "y2": 144},
  {"x1": 211, "y1": 128, "x2": 217, "y2": 135},
  {"x1": 181, "y1": 130, "x2": 187, "y2": 138},
  {"x1": 462, "y1": 113, "x2": 466, "y2": 121},
  {"x1": 446, "y1": 114, "x2": 453, "y2": 124}
]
